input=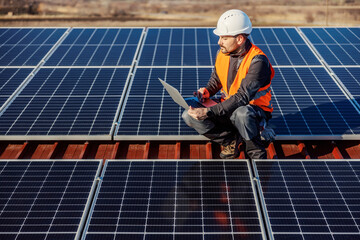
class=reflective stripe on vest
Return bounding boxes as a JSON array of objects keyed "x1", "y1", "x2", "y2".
[{"x1": 215, "y1": 44, "x2": 275, "y2": 112}]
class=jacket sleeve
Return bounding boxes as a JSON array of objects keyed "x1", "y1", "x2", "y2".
[
  {"x1": 205, "y1": 68, "x2": 222, "y2": 96},
  {"x1": 209, "y1": 55, "x2": 271, "y2": 116}
]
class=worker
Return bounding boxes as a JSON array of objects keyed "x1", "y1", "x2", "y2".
[{"x1": 182, "y1": 9, "x2": 275, "y2": 159}]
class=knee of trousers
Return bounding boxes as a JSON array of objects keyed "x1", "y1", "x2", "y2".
[
  {"x1": 182, "y1": 110, "x2": 193, "y2": 127},
  {"x1": 182, "y1": 110, "x2": 215, "y2": 135},
  {"x1": 230, "y1": 105, "x2": 258, "y2": 140},
  {"x1": 230, "y1": 105, "x2": 256, "y2": 126}
]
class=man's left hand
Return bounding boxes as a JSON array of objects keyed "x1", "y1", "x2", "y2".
[{"x1": 188, "y1": 107, "x2": 208, "y2": 120}]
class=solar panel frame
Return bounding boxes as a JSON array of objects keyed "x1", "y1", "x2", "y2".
[
  {"x1": 82, "y1": 159, "x2": 268, "y2": 240},
  {"x1": 0, "y1": 159, "x2": 102, "y2": 240},
  {"x1": 253, "y1": 159, "x2": 360, "y2": 240}
]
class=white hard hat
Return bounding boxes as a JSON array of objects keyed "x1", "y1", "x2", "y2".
[{"x1": 213, "y1": 9, "x2": 252, "y2": 36}]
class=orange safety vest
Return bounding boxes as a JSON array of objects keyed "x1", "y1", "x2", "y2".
[{"x1": 215, "y1": 44, "x2": 275, "y2": 112}]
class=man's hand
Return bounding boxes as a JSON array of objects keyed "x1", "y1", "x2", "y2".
[
  {"x1": 188, "y1": 107, "x2": 208, "y2": 120},
  {"x1": 194, "y1": 88, "x2": 210, "y2": 103},
  {"x1": 260, "y1": 127, "x2": 276, "y2": 142}
]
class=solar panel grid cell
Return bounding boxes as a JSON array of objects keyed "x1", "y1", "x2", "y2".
[
  {"x1": 0, "y1": 68, "x2": 33, "y2": 108},
  {"x1": 45, "y1": 28, "x2": 143, "y2": 67},
  {"x1": 331, "y1": 67, "x2": 360, "y2": 107},
  {"x1": 255, "y1": 160, "x2": 360, "y2": 240},
  {"x1": 0, "y1": 28, "x2": 67, "y2": 67},
  {"x1": 249, "y1": 28, "x2": 321, "y2": 66},
  {"x1": 83, "y1": 160, "x2": 265, "y2": 240},
  {"x1": 138, "y1": 28, "x2": 218, "y2": 67},
  {"x1": 300, "y1": 27, "x2": 360, "y2": 66}
]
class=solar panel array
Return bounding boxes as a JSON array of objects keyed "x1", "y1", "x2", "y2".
[
  {"x1": 83, "y1": 160, "x2": 266, "y2": 240},
  {"x1": 254, "y1": 160, "x2": 360, "y2": 240},
  {"x1": 2, "y1": 159, "x2": 360, "y2": 240},
  {"x1": 0, "y1": 160, "x2": 101, "y2": 240},
  {"x1": 0, "y1": 27, "x2": 359, "y2": 140}
]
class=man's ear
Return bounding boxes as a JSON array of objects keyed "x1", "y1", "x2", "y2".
[{"x1": 236, "y1": 34, "x2": 245, "y2": 45}]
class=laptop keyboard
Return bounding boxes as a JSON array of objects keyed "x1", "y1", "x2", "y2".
[{"x1": 185, "y1": 98, "x2": 204, "y2": 108}]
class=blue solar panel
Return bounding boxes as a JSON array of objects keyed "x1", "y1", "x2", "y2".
[
  {"x1": 0, "y1": 28, "x2": 67, "y2": 66},
  {"x1": 0, "y1": 68, "x2": 130, "y2": 139},
  {"x1": 0, "y1": 68, "x2": 33, "y2": 108},
  {"x1": 115, "y1": 67, "x2": 216, "y2": 138},
  {"x1": 138, "y1": 28, "x2": 218, "y2": 66},
  {"x1": 249, "y1": 28, "x2": 321, "y2": 66},
  {"x1": 0, "y1": 160, "x2": 101, "y2": 240},
  {"x1": 83, "y1": 160, "x2": 265, "y2": 240},
  {"x1": 45, "y1": 28, "x2": 143, "y2": 66},
  {"x1": 271, "y1": 67, "x2": 360, "y2": 137},
  {"x1": 300, "y1": 27, "x2": 360, "y2": 66},
  {"x1": 331, "y1": 67, "x2": 360, "y2": 107},
  {"x1": 254, "y1": 160, "x2": 360, "y2": 240}
]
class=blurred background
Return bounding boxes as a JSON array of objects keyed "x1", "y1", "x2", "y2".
[{"x1": 1, "y1": 0, "x2": 359, "y2": 27}]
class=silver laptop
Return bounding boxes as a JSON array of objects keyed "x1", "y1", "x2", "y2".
[{"x1": 158, "y1": 78, "x2": 217, "y2": 110}]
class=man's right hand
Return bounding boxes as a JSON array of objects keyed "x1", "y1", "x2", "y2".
[{"x1": 194, "y1": 88, "x2": 210, "y2": 103}]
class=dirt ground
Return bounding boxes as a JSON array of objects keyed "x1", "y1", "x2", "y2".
[{"x1": 0, "y1": 4, "x2": 359, "y2": 27}]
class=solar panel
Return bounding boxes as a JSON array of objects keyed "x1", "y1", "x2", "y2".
[
  {"x1": 254, "y1": 160, "x2": 360, "y2": 240},
  {"x1": 331, "y1": 67, "x2": 360, "y2": 107},
  {"x1": 83, "y1": 160, "x2": 266, "y2": 240},
  {"x1": 0, "y1": 68, "x2": 33, "y2": 108},
  {"x1": 300, "y1": 27, "x2": 360, "y2": 66},
  {"x1": 0, "y1": 160, "x2": 101, "y2": 240},
  {"x1": 271, "y1": 67, "x2": 360, "y2": 138},
  {"x1": 0, "y1": 28, "x2": 67, "y2": 67},
  {"x1": 115, "y1": 67, "x2": 215, "y2": 139},
  {"x1": 45, "y1": 28, "x2": 144, "y2": 66},
  {"x1": 249, "y1": 28, "x2": 321, "y2": 66},
  {"x1": 0, "y1": 67, "x2": 130, "y2": 140},
  {"x1": 138, "y1": 28, "x2": 218, "y2": 67}
]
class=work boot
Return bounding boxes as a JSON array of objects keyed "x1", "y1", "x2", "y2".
[
  {"x1": 220, "y1": 139, "x2": 240, "y2": 159},
  {"x1": 244, "y1": 136, "x2": 267, "y2": 160}
]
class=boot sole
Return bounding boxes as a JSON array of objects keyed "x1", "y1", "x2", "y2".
[{"x1": 219, "y1": 152, "x2": 240, "y2": 159}]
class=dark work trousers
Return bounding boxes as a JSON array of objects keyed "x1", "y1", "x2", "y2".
[{"x1": 182, "y1": 105, "x2": 267, "y2": 159}]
